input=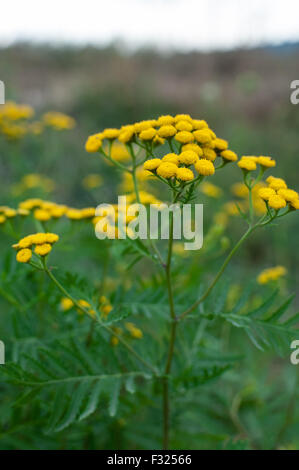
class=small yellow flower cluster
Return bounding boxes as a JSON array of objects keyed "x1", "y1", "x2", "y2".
[
  {"x1": 111, "y1": 322, "x2": 143, "y2": 346},
  {"x1": 12, "y1": 232, "x2": 59, "y2": 263},
  {"x1": 0, "y1": 101, "x2": 34, "y2": 121},
  {"x1": 12, "y1": 173, "x2": 55, "y2": 195},
  {"x1": 43, "y1": 111, "x2": 75, "y2": 131},
  {"x1": 0, "y1": 102, "x2": 74, "y2": 140},
  {"x1": 19, "y1": 198, "x2": 96, "y2": 221},
  {"x1": 238, "y1": 155, "x2": 276, "y2": 172},
  {"x1": 85, "y1": 113, "x2": 237, "y2": 165},
  {"x1": 0, "y1": 206, "x2": 28, "y2": 224},
  {"x1": 258, "y1": 176, "x2": 299, "y2": 211},
  {"x1": 257, "y1": 266, "x2": 287, "y2": 284},
  {"x1": 231, "y1": 181, "x2": 267, "y2": 216}
]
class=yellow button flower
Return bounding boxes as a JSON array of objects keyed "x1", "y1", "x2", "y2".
[
  {"x1": 268, "y1": 195, "x2": 287, "y2": 210},
  {"x1": 194, "y1": 159, "x2": 215, "y2": 176},
  {"x1": 157, "y1": 125, "x2": 177, "y2": 138},
  {"x1": 16, "y1": 248, "x2": 32, "y2": 263},
  {"x1": 202, "y1": 147, "x2": 217, "y2": 161},
  {"x1": 268, "y1": 177, "x2": 287, "y2": 191},
  {"x1": 103, "y1": 128, "x2": 120, "y2": 139},
  {"x1": 176, "y1": 167, "x2": 194, "y2": 181},
  {"x1": 277, "y1": 188, "x2": 299, "y2": 202},
  {"x1": 238, "y1": 158, "x2": 257, "y2": 171},
  {"x1": 181, "y1": 143, "x2": 203, "y2": 157},
  {"x1": 156, "y1": 162, "x2": 178, "y2": 178},
  {"x1": 156, "y1": 115, "x2": 174, "y2": 126},
  {"x1": 144, "y1": 158, "x2": 162, "y2": 171},
  {"x1": 162, "y1": 153, "x2": 180, "y2": 165},
  {"x1": 193, "y1": 129, "x2": 212, "y2": 144},
  {"x1": 85, "y1": 133, "x2": 103, "y2": 153},
  {"x1": 35, "y1": 243, "x2": 52, "y2": 256},
  {"x1": 175, "y1": 120, "x2": 193, "y2": 132},
  {"x1": 213, "y1": 138, "x2": 228, "y2": 151},
  {"x1": 257, "y1": 156, "x2": 276, "y2": 168},
  {"x1": 178, "y1": 150, "x2": 198, "y2": 165},
  {"x1": 175, "y1": 131, "x2": 194, "y2": 144},
  {"x1": 258, "y1": 187, "x2": 276, "y2": 201},
  {"x1": 139, "y1": 127, "x2": 156, "y2": 140},
  {"x1": 221, "y1": 150, "x2": 238, "y2": 162}
]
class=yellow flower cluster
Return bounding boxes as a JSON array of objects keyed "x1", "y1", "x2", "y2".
[
  {"x1": 257, "y1": 266, "x2": 287, "y2": 284},
  {"x1": 111, "y1": 322, "x2": 143, "y2": 346},
  {"x1": 238, "y1": 155, "x2": 276, "y2": 172},
  {"x1": 0, "y1": 206, "x2": 28, "y2": 224},
  {"x1": 43, "y1": 112, "x2": 75, "y2": 130},
  {"x1": 200, "y1": 182, "x2": 222, "y2": 198},
  {"x1": 258, "y1": 176, "x2": 299, "y2": 211},
  {"x1": 0, "y1": 102, "x2": 75, "y2": 140},
  {"x1": 230, "y1": 181, "x2": 268, "y2": 216},
  {"x1": 19, "y1": 198, "x2": 96, "y2": 221},
  {"x1": 13, "y1": 232, "x2": 59, "y2": 263},
  {"x1": 85, "y1": 113, "x2": 237, "y2": 164}
]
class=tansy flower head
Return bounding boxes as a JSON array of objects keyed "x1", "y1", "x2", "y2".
[
  {"x1": 268, "y1": 177, "x2": 287, "y2": 191},
  {"x1": 162, "y1": 153, "x2": 180, "y2": 165},
  {"x1": 238, "y1": 157, "x2": 257, "y2": 171},
  {"x1": 175, "y1": 131, "x2": 194, "y2": 144},
  {"x1": 213, "y1": 138, "x2": 228, "y2": 151},
  {"x1": 257, "y1": 266, "x2": 287, "y2": 284},
  {"x1": 176, "y1": 167, "x2": 194, "y2": 182},
  {"x1": 257, "y1": 156, "x2": 276, "y2": 168},
  {"x1": 290, "y1": 199, "x2": 299, "y2": 210},
  {"x1": 175, "y1": 120, "x2": 193, "y2": 132},
  {"x1": 178, "y1": 150, "x2": 198, "y2": 165},
  {"x1": 277, "y1": 188, "x2": 299, "y2": 203},
  {"x1": 139, "y1": 127, "x2": 156, "y2": 140},
  {"x1": 258, "y1": 187, "x2": 276, "y2": 201},
  {"x1": 16, "y1": 248, "x2": 32, "y2": 263},
  {"x1": 157, "y1": 125, "x2": 177, "y2": 138},
  {"x1": 144, "y1": 158, "x2": 162, "y2": 171},
  {"x1": 34, "y1": 208, "x2": 51, "y2": 221},
  {"x1": 193, "y1": 129, "x2": 212, "y2": 145},
  {"x1": 174, "y1": 114, "x2": 192, "y2": 123},
  {"x1": 60, "y1": 297, "x2": 74, "y2": 311},
  {"x1": 156, "y1": 162, "x2": 178, "y2": 179},
  {"x1": 181, "y1": 143, "x2": 203, "y2": 157},
  {"x1": 202, "y1": 147, "x2": 217, "y2": 161},
  {"x1": 35, "y1": 243, "x2": 52, "y2": 256},
  {"x1": 103, "y1": 128, "x2": 120, "y2": 140},
  {"x1": 268, "y1": 195, "x2": 287, "y2": 210},
  {"x1": 194, "y1": 159, "x2": 215, "y2": 176},
  {"x1": 157, "y1": 115, "x2": 174, "y2": 126},
  {"x1": 85, "y1": 133, "x2": 103, "y2": 153},
  {"x1": 191, "y1": 119, "x2": 208, "y2": 130},
  {"x1": 221, "y1": 150, "x2": 238, "y2": 162}
]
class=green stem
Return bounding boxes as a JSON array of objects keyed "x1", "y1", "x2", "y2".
[
  {"x1": 179, "y1": 225, "x2": 256, "y2": 320},
  {"x1": 43, "y1": 261, "x2": 157, "y2": 375}
]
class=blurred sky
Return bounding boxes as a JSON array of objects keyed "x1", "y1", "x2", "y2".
[{"x1": 1, "y1": 0, "x2": 299, "y2": 51}]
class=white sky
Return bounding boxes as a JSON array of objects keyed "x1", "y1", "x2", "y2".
[{"x1": 1, "y1": 0, "x2": 299, "y2": 51}]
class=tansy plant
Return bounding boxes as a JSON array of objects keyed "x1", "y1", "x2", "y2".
[{"x1": 2, "y1": 113, "x2": 299, "y2": 450}]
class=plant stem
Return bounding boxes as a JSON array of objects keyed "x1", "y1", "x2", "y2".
[
  {"x1": 179, "y1": 225, "x2": 255, "y2": 320},
  {"x1": 162, "y1": 196, "x2": 178, "y2": 449},
  {"x1": 43, "y1": 262, "x2": 157, "y2": 375}
]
